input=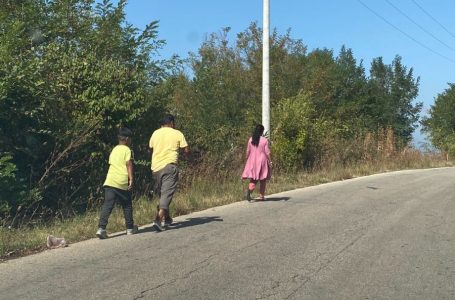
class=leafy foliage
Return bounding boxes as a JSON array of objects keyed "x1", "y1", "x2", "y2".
[
  {"x1": 0, "y1": 5, "x2": 423, "y2": 223},
  {"x1": 422, "y1": 83, "x2": 455, "y2": 156},
  {"x1": 271, "y1": 93, "x2": 318, "y2": 170},
  {"x1": 364, "y1": 56, "x2": 421, "y2": 143},
  {"x1": 0, "y1": 0, "x2": 176, "y2": 222},
  {"x1": 169, "y1": 25, "x2": 422, "y2": 172}
]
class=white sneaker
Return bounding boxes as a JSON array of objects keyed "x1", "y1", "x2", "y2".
[
  {"x1": 126, "y1": 225, "x2": 138, "y2": 235},
  {"x1": 152, "y1": 219, "x2": 163, "y2": 232},
  {"x1": 96, "y1": 228, "x2": 108, "y2": 239}
]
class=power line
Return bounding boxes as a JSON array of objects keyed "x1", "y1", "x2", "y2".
[
  {"x1": 357, "y1": 0, "x2": 455, "y2": 64},
  {"x1": 411, "y1": 0, "x2": 455, "y2": 40},
  {"x1": 384, "y1": 0, "x2": 455, "y2": 54}
]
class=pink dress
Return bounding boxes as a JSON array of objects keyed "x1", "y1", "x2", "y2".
[{"x1": 241, "y1": 136, "x2": 271, "y2": 180}]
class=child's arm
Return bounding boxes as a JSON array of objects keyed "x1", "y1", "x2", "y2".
[{"x1": 127, "y1": 160, "x2": 134, "y2": 191}]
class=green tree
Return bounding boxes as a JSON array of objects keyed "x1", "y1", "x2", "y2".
[
  {"x1": 363, "y1": 56, "x2": 421, "y2": 144},
  {"x1": 169, "y1": 24, "x2": 309, "y2": 168},
  {"x1": 333, "y1": 46, "x2": 368, "y2": 130},
  {"x1": 422, "y1": 83, "x2": 455, "y2": 156},
  {"x1": 236, "y1": 23, "x2": 307, "y2": 105},
  {"x1": 168, "y1": 28, "x2": 257, "y2": 168},
  {"x1": 271, "y1": 93, "x2": 316, "y2": 170},
  {"x1": 0, "y1": 0, "x2": 174, "y2": 220}
]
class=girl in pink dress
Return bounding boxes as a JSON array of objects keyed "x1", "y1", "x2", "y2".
[{"x1": 242, "y1": 124, "x2": 271, "y2": 201}]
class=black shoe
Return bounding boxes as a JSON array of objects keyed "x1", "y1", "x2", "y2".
[
  {"x1": 163, "y1": 216, "x2": 173, "y2": 228},
  {"x1": 244, "y1": 189, "x2": 252, "y2": 202}
]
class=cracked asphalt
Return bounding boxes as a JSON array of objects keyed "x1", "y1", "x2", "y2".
[{"x1": 1, "y1": 168, "x2": 455, "y2": 299}]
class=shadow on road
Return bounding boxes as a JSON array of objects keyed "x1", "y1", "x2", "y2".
[
  {"x1": 367, "y1": 186, "x2": 379, "y2": 190},
  {"x1": 168, "y1": 216, "x2": 223, "y2": 230},
  {"x1": 264, "y1": 196, "x2": 290, "y2": 202},
  {"x1": 137, "y1": 216, "x2": 223, "y2": 234}
]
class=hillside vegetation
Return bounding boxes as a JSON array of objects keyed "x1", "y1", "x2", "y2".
[{"x1": 1, "y1": 0, "x2": 451, "y2": 258}]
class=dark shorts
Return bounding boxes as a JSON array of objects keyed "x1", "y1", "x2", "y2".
[{"x1": 153, "y1": 164, "x2": 179, "y2": 210}]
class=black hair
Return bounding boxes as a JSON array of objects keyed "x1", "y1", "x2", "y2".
[
  {"x1": 118, "y1": 127, "x2": 132, "y2": 141},
  {"x1": 251, "y1": 124, "x2": 264, "y2": 147},
  {"x1": 160, "y1": 114, "x2": 175, "y2": 126}
]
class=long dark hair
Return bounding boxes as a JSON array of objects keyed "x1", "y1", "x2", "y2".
[{"x1": 251, "y1": 124, "x2": 264, "y2": 147}]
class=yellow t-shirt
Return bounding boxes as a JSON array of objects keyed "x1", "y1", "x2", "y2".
[
  {"x1": 103, "y1": 145, "x2": 132, "y2": 190},
  {"x1": 149, "y1": 127, "x2": 188, "y2": 172}
]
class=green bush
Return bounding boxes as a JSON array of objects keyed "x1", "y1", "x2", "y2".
[{"x1": 271, "y1": 93, "x2": 317, "y2": 170}]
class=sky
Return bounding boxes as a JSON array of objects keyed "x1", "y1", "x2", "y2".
[{"x1": 121, "y1": 0, "x2": 455, "y2": 146}]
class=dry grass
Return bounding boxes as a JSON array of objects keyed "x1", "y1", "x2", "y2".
[{"x1": 1, "y1": 149, "x2": 452, "y2": 260}]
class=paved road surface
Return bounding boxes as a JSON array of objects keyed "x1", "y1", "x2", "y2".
[{"x1": 1, "y1": 168, "x2": 455, "y2": 299}]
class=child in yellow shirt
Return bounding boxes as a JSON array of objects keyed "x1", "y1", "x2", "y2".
[{"x1": 96, "y1": 127, "x2": 137, "y2": 239}]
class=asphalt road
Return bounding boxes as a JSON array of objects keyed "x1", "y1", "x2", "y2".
[{"x1": 1, "y1": 168, "x2": 455, "y2": 300}]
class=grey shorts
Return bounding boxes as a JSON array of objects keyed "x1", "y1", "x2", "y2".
[{"x1": 153, "y1": 164, "x2": 179, "y2": 210}]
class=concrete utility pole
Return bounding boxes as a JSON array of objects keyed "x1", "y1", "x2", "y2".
[{"x1": 262, "y1": 0, "x2": 270, "y2": 137}]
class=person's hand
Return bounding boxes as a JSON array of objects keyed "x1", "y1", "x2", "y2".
[{"x1": 128, "y1": 180, "x2": 134, "y2": 191}]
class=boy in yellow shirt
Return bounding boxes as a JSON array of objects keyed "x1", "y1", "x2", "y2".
[
  {"x1": 96, "y1": 127, "x2": 138, "y2": 239},
  {"x1": 149, "y1": 115, "x2": 189, "y2": 231}
]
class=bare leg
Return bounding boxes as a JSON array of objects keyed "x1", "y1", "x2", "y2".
[
  {"x1": 259, "y1": 180, "x2": 267, "y2": 200},
  {"x1": 155, "y1": 205, "x2": 160, "y2": 221},
  {"x1": 245, "y1": 180, "x2": 257, "y2": 201},
  {"x1": 158, "y1": 208, "x2": 167, "y2": 221}
]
